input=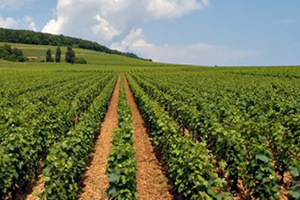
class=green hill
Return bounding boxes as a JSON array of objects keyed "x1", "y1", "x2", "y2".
[
  {"x1": 0, "y1": 27, "x2": 150, "y2": 61},
  {"x1": 0, "y1": 28, "x2": 198, "y2": 70},
  {"x1": 0, "y1": 42, "x2": 169, "y2": 71}
]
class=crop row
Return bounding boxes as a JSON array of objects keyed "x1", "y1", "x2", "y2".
[
  {"x1": 131, "y1": 73, "x2": 280, "y2": 198},
  {"x1": 106, "y1": 76, "x2": 137, "y2": 199},
  {"x1": 126, "y1": 74, "x2": 231, "y2": 199},
  {"x1": 0, "y1": 72, "x2": 89, "y2": 101},
  {"x1": 0, "y1": 73, "x2": 100, "y2": 110},
  {"x1": 40, "y1": 75, "x2": 117, "y2": 199},
  {"x1": 131, "y1": 71, "x2": 300, "y2": 199},
  {"x1": 0, "y1": 73, "x2": 116, "y2": 198},
  {"x1": 0, "y1": 73, "x2": 113, "y2": 144}
]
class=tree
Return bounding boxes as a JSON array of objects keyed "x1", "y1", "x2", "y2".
[
  {"x1": 46, "y1": 49, "x2": 53, "y2": 62},
  {"x1": 0, "y1": 28, "x2": 144, "y2": 60},
  {"x1": 55, "y1": 46, "x2": 61, "y2": 62},
  {"x1": 0, "y1": 44, "x2": 26, "y2": 62},
  {"x1": 12, "y1": 48, "x2": 26, "y2": 62},
  {"x1": 0, "y1": 46, "x2": 3, "y2": 59},
  {"x1": 74, "y1": 57, "x2": 87, "y2": 64},
  {"x1": 2, "y1": 44, "x2": 12, "y2": 60},
  {"x1": 65, "y1": 46, "x2": 75, "y2": 64}
]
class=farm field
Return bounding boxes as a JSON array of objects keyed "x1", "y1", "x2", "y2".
[{"x1": 0, "y1": 44, "x2": 299, "y2": 199}]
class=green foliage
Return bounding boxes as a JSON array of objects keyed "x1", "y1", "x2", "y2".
[
  {"x1": 65, "y1": 46, "x2": 75, "y2": 64},
  {"x1": 130, "y1": 72, "x2": 281, "y2": 199},
  {"x1": 0, "y1": 44, "x2": 26, "y2": 62},
  {"x1": 106, "y1": 77, "x2": 138, "y2": 199},
  {"x1": 55, "y1": 46, "x2": 61, "y2": 62},
  {"x1": 46, "y1": 49, "x2": 54, "y2": 62},
  {"x1": 289, "y1": 163, "x2": 300, "y2": 199},
  {"x1": 130, "y1": 67, "x2": 300, "y2": 199},
  {"x1": 126, "y1": 74, "x2": 231, "y2": 199},
  {"x1": 74, "y1": 57, "x2": 87, "y2": 64},
  {"x1": 1, "y1": 64, "x2": 300, "y2": 200},
  {"x1": 0, "y1": 71, "x2": 116, "y2": 199},
  {"x1": 41, "y1": 76, "x2": 117, "y2": 200},
  {"x1": 0, "y1": 27, "x2": 148, "y2": 60}
]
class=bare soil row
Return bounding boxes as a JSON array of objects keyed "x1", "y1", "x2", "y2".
[
  {"x1": 20, "y1": 76, "x2": 172, "y2": 200},
  {"x1": 78, "y1": 76, "x2": 172, "y2": 199}
]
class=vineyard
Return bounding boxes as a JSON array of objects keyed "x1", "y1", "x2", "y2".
[{"x1": 0, "y1": 57, "x2": 300, "y2": 199}]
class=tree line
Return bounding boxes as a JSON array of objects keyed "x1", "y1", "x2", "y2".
[
  {"x1": 0, "y1": 28, "x2": 149, "y2": 61},
  {"x1": 0, "y1": 43, "x2": 86, "y2": 64},
  {"x1": 46, "y1": 46, "x2": 86, "y2": 64},
  {"x1": 0, "y1": 44, "x2": 26, "y2": 62}
]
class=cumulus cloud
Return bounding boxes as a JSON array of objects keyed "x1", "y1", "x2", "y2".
[
  {"x1": 110, "y1": 26, "x2": 258, "y2": 65},
  {"x1": 0, "y1": 16, "x2": 17, "y2": 28},
  {"x1": 117, "y1": 38, "x2": 259, "y2": 65},
  {"x1": 24, "y1": 16, "x2": 37, "y2": 31},
  {"x1": 132, "y1": 39, "x2": 154, "y2": 48},
  {"x1": 43, "y1": 0, "x2": 210, "y2": 44},
  {"x1": 111, "y1": 28, "x2": 154, "y2": 51},
  {"x1": 0, "y1": 15, "x2": 37, "y2": 31},
  {"x1": 42, "y1": 19, "x2": 64, "y2": 35},
  {"x1": 148, "y1": 0, "x2": 209, "y2": 19},
  {"x1": 43, "y1": 0, "x2": 241, "y2": 65},
  {"x1": 0, "y1": 0, "x2": 35, "y2": 9},
  {"x1": 92, "y1": 15, "x2": 120, "y2": 41}
]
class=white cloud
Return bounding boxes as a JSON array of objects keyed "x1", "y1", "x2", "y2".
[
  {"x1": 42, "y1": 0, "x2": 210, "y2": 44},
  {"x1": 0, "y1": 0, "x2": 35, "y2": 9},
  {"x1": 110, "y1": 26, "x2": 258, "y2": 65},
  {"x1": 43, "y1": 19, "x2": 64, "y2": 35},
  {"x1": 132, "y1": 39, "x2": 154, "y2": 47},
  {"x1": 158, "y1": 44, "x2": 258, "y2": 65},
  {"x1": 0, "y1": 16, "x2": 17, "y2": 28},
  {"x1": 24, "y1": 16, "x2": 37, "y2": 31},
  {"x1": 148, "y1": 0, "x2": 208, "y2": 19},
  {"x1": 111, "y1": 27, "x2": 153, "y2": 51},
  {"x1": 42, "y1": 0, "x2": 240, "y2": 65},
  {"x1": 0, "y1": 15, "x2": 37, "y2": 31},
  {"x1": 91, "y1": 15, "x2": 120, "y2": 41}
]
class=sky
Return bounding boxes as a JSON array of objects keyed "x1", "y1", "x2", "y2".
[{"x1": 0, "y1": 0, "x2": 299, "y2": 66}]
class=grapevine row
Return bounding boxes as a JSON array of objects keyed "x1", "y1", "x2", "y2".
[
  {"x1": 130, "y1": 73, "x2": 280, "y2": 199},
  {"x1": 106, "y1": 76, "x2": 137, "y2": 199},
  {"x1": 0, "y1": 73, "x2": 115, "y2": 198},
  {"x1": 126, "y1": 74, "x2": 231, "y2": 199},
  {"x1": 40, "y1": 75, "x2": 117, "y2": 199},
  {"x1": 135, "y1": 70, "x2": 300, "y2": 180}
]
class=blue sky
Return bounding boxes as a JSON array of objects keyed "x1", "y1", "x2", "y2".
[{"x1": 0, "y1": 0, "x2": 299, "y2": 66}]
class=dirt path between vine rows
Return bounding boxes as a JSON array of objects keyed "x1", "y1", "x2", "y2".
[
  {"x1": 124, "y1": 76, "x2": 173, "y2": 200},
  {"x1": 78, "y1": 76, "x2": 120, "y2": 200}
]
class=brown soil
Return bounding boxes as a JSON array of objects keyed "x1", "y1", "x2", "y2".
[
  {"x1": 178, "y1": 125, "x2": 190, "y2": 137},
  {"x1": 24, "y1": 176, "x2": 44, "y2": 200},
  {"x1": 124, "y1": 76, "x2": 173, "y2": 200},
  {"x1": 6, "y1": 164, "x2": 44, "y2": 200},
  {"x1": 232, "y1": 179, "x2": 252, "y2": 200},
  {"x1": 12, "y1": 46, "x2": 46, "y2": 50},
  {"x1": 78, "y1": 76, "x2": 120, "y2": 200},
  {"x1": 278, "y1": 171, "x2": 292, "y2": 200}
]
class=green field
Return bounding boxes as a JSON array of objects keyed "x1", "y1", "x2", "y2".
[
  {"x1": 0, "y1": 42, "x2": 172, "y2": 69},
  {"x1": 0, "y1": 43, "x2": 299, "y2": 199}
]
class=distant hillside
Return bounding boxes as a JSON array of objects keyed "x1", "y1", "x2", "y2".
[{"x1": 0, "y1": 28, "x2": 149, "y2": 61}]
